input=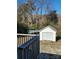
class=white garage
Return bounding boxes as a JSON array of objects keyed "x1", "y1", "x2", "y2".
[{"x1": 40, "y1": 26, "x2": 57, "y2": 41}]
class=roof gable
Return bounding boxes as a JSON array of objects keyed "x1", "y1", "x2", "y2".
[{"x1": 40, "y1": 25, "x2": 57, "y2": 32}]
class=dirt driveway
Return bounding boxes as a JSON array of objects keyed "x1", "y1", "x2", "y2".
[{"x1": 40, "y1": 40, "x2": 61, "y2": 55}]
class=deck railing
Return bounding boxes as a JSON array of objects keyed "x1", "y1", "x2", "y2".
[
  {"x1": 17, "y1": 34, "x2": 40, "y2": 59},
  {"x1": 17, "y1": 34, "x2": 39, "y2": 47}
]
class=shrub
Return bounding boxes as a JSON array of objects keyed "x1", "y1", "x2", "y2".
[
  {"x1": 56, "y1": 35, "x2": 61, "y2": 41},
  {"x1": 17, "y1": 23, "x2": 29, "y2": 34}
]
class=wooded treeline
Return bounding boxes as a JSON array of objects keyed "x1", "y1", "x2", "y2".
[{"x1": 17, "y1": 0, "x2": 61, "y2": 36}]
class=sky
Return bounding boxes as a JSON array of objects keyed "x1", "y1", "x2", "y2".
[{"x1": 17, "y1": 0, "x2": 61, "y2": 14}]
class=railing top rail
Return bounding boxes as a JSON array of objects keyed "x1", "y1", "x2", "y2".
[{"x1": 17, "y1": 33, "x2": 39, "y2": 36}]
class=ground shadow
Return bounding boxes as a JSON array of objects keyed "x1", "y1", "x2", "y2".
[{"x1": 37, "y1": 53, "x2": 61, "y2": 59}]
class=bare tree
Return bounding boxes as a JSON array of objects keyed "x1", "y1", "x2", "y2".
[{"x1": 17, "y1": 0, "x2": 36, "y2": 25}]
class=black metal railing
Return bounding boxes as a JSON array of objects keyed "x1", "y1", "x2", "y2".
[{"x1": 17, "y1": 34, "x2": 40, "y2": 59}]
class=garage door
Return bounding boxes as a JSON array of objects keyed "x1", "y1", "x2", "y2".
[{"x1": 42, "y1": 32, "x2": 53, "y2": 40}]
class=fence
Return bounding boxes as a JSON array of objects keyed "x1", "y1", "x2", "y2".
[{"x1": 17, "y1": 34, "x2": 40, "y2": 59}]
